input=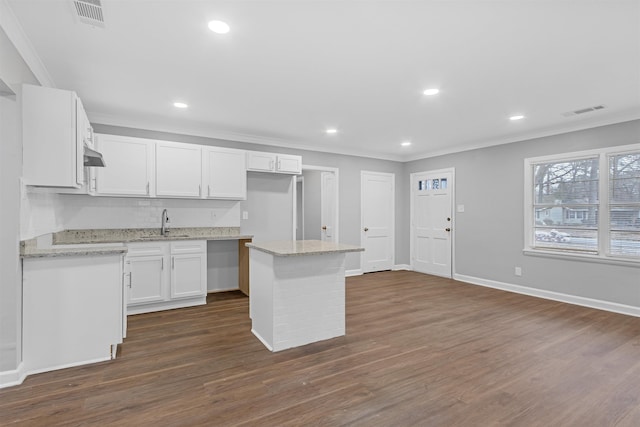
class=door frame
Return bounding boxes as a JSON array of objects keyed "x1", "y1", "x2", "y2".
[
  {"x1": 300, "y1": 164, "x2": 340, "y2": 243},
  {"x1": 361, "y1": 170, "x2": 395, "y2": 272},
  {"x1": 410, "y1": 167, "x2": 455, "y2": 277}
]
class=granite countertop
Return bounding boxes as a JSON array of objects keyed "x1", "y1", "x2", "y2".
[
  {"x1": 246, "y1": 240, "x2": 364, "y2": 257},
  {"x1": 21, "y1": 227, "x2": 253, "y2": 258}
]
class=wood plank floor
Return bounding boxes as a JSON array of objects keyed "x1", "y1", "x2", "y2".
[{"x1": 2, "y1": 271, "x2": 640, "y2": 426}]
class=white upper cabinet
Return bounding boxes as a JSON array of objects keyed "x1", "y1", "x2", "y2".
[
  {"x1": 247, "y1": 151, "x2": 302, "y2": 174},
  {"x1": 155, "y1": 141, "x2": 202, "y2": 198},
  {"x1": 202, "y1": 146, "x2": 247, "y2": 200},
  {"x1": 94, "y1": 134, "x2": 155, "y2": 196},
  {"x1": 276, "y1": 154, "x2": 302, "y2": 174},
  {"x1": 22, "y1": 84, "x2": 87, "y2": 188}
]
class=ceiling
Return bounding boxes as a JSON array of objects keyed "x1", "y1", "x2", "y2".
[{"x1": 6, "y1": 0, "x2": 640, "y2": 161}]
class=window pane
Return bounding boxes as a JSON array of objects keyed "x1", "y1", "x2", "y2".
[
  {"x1": 441, "y1": 178, "x2": 447, "y2": 189},
  {"x1": 534, "y1": 207, "x2": 598, "y2": 228},
  {"x1": 534, "y1": 227, "x2": 597, "y2": 252},
  {"x1": 533, "y1": 158, "x2": 599, "y2": 205},
  {"x1": 609, "y1": 153, "x2": 640, "y2": 203},
  {"x1": 610, "y1": 231, "x2": 640, "y2": 257}
]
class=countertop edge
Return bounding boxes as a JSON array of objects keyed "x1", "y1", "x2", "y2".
[{"x1": 246, "y1": 240, "x2": 364, "y2": 257}]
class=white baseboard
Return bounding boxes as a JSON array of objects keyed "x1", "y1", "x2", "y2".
[
  {"x1": 0, "y1": 362, "x2": 26, "y2": 389},
  {"x1": 392, "y1": 264, "x2": 412, "y2": 271},
  {"x1": 345, "y1": 269, "x2": 363, "y2": 277},
  {"x1": 454, "y1": 273, "x2": 640, "y2": 318}
]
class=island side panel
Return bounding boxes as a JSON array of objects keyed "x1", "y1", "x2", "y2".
[
  {"x1": 271, "y1": 253, "x2": 346, "y2": 352},
  {"x1": 249, "y1": 248, "x2": 275, "y2": 350}
]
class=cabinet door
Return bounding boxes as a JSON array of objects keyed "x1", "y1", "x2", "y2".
[
  {"x1": 203, "y1": 147, "x2": 247, "y2": 199},
  {"x1": 276, "y1": 154, "x2": 302, "y2": 174},
  {"x1": 171, "y1": 253, "x2": 206, "y2": 299},
  {"x1": 95, "y1": 134, "x2": 154, "y2": 196},
  {"x1": 156, "y1": 142, "x2": 202, "y2": 197},
  {"x1": 127, "y1": 255, "x2": 166, "y2": 305},
  {"x1": 247, "y1": 151, "x2": 276, "y2": 172},
  {"x1": 22, "y1": 84, "x2": 81, "y2": 188}
]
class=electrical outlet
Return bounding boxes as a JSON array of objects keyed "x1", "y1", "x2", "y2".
[
  {"x1": 242, "y1": 211, "x2": 249, "y2": 220},
  {"x1": 515, "y1": 266, "x2": 522, "y2": 276}
]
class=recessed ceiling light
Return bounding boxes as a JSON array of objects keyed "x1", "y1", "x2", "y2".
[
  {"x1": 401, "y1": 141, "x2": 412, "y2": 147},
  {"x1": 509, "y1": 115, "x2": 525, "y2": 121},
  {"x1": 173, "y1": 102, "x2": 188, "y2": 109},
  {"x1": 208, "y1": 20, "x2": 230, "y2": 34},
  {"x1": 423, "y1": 88, "x2": 440, "y2": 96},
  {"x1": 326, "y1": 128, "x2": 338, "y2": 134}
]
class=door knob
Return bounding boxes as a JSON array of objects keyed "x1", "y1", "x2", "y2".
[
  {"x1": 445, "y1": 228, "x2": 451, "y2": 232},
  {"x1": 364, "y1": 227, "x2": 369, "y2": 232},
  {"x1": 321, "y1": 226, "x2": 327, "y2": 230}
]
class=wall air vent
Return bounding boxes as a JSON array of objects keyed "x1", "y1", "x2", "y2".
[
  {"x1": 562, "y1": 105, "x2": 606, "y2": 117},
  {"x1": 72, "y1": 0, "x2": 105, "y2": 27}
]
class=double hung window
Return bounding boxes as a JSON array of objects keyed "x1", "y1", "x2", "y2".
[{"x1": 525, "y1": 144, "x2": 640, "y2": 263}]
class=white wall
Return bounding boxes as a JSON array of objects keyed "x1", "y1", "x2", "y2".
[{"x1": 0, "y1": 24, "x2": 38, "y2": 375}]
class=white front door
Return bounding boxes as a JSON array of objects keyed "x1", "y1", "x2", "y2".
[
  {"x1": 411, "y1": 169, "x2": 453, "y2": 278},
  {"x1": 361, "y1": 171, "x2": 395, "y2": 273},
  {"x1": 320, "y1": 172, "x2": 336, "y2": 242}
]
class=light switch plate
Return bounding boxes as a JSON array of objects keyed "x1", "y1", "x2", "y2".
[
  {"x1": 457, "y1": 204, "x2": 465, "y2": 213},
  {"x1": 242, "y1": 211, "x2": 249, "y2": 220}
]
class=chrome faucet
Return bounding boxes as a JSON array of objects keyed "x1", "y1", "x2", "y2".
[{"x1": 161, "y1": 209, "x2": 170, "y2": 235}]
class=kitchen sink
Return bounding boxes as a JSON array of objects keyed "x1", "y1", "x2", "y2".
[{"x1": 138, "y1": 234, "x2": 190, "y2": 240}]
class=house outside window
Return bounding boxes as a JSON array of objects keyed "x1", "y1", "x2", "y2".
[{"x1": 524, "y1": 144, "x2": 640, "y2": 263}]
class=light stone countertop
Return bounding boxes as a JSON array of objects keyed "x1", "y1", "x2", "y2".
[
  {"x1": 21, "y1": 227, "x2": 253, "y2": 258},
  {"x1": 246, "y1": 240, "x2": 364, "y2": 257}
]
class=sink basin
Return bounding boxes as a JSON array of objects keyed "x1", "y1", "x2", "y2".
[{"x1": 137, "y1": 234, "x2": 190, "y2": 240}]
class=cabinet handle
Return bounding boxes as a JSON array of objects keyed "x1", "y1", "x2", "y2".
[
  {"x1": 146, "y1": 182, "x2": 150, "y2": 195},
  {"x1": 172, "y1": 257, "x2": 175, "y2": 269},
  {"x1": 270, "y1": 160, "x2": 274, "y2": 170},
  {"x1": 91, "y1": 178, "x2": 96, "y2": 191},
  {"x1": 128, "y1": 272, "x2": 132, "y2": 288},
  {"x1": 277, "y1": 160, "x2": 281, "y2": 170},
  {"x1": 208, "y1": 185, "x2": 211, "y2": 197},
  {"x1": 161, "y1": 258, "x2": 164, "y2": 270}
]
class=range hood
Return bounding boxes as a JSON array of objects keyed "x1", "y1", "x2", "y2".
[{"x1": 84, "y1": 145, "x2": 106, "y2": 167}]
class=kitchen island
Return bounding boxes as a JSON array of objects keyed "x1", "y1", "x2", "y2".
[{"x1": 246, "y1": 240, "x2": 363, "y2": 352}]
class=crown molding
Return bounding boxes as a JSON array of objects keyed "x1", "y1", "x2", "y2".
[
  {"x1": 0, "y1": 0, "x2": 55, "y2": 88},
  {"x1": 88, "y1": 111, "x2": 406, "y2": 163}
]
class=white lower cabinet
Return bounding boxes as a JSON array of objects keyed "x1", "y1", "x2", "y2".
[
  {"x1": 125, "y1": 240, "x2": 206, "y2": 314},
  {"x1": 22, "y1": 254, "x2": 124, "y2": 375}
]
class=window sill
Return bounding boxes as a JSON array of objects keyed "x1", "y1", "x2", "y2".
[{"x1": 523, "y1": 249, "x2": 640, "y2": 267}]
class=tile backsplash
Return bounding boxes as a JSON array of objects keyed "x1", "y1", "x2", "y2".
[{"x1": 21, "y1": 189, "x2": 240, "y2": 239}]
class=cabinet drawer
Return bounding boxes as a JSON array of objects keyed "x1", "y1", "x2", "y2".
[
  {"x1": 126, "y1": 242, "x2": 167, "y2": 256},
  {"x1": 171, "y1": 240, "x2": 206, "y2": 254}
]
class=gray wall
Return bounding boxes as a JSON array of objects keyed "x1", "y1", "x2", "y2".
[
  {"x1": 93, "y1": 124, "x2": 408, "y2": 271},
  {"x1": 0, "y1": 26, "x2": 38, "y2": 372},
  {"x1": 240, "y1": 173, "x2": 294, "y2": 242},
  {"x1": 406, "y1": 120, "x2": 640, "y2": 307},
  {"x1": 302, "y1": 170, "x2": 322, "y2": 240}
]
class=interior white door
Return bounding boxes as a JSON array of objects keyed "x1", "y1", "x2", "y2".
[
  {"x1": 320, "y1": 172, "x2": 336, "y2": 242},
  {"x1": 361, "y1": 171, "x2": 394, "y2": 273},
  {"x1": 411, "y1": 170, "x2": 453, "y2": 277}
]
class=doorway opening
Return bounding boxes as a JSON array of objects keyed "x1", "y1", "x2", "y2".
[{"x1": 295, "y1": 165, "x2": 339, "y2": 242}]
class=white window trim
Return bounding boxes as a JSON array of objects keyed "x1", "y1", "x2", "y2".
[{"x1": 523, "y1": 143, "x2": 640, "y2": 266}]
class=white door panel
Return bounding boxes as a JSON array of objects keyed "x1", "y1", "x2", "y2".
[
  {"x1": 412, "y1": 170, "x2": 453, "y2": 277},
  {"x1": 362, "y1": 171, "x2": 394, "y2": 273}
]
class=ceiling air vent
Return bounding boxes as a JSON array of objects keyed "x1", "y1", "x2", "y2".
[
  {"x1": 72, "y1": 0, "x2": 105, "y2": 27},
  {"x1": 562, "y1": 105, "x2": 606, "y2": 117}
]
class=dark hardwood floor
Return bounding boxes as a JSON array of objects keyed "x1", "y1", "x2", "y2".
[{"x1": 2, "y1": 271, "x2": 640, "y2": 426}]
